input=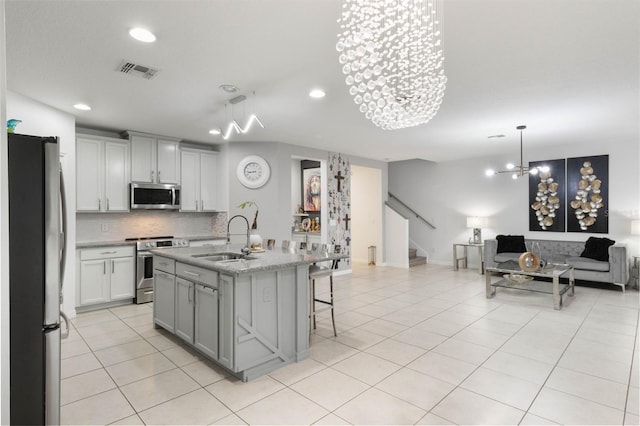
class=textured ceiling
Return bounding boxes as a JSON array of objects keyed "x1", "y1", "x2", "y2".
[{"x1": 5, "y1": 0, "x2": 639, "y2": 162}]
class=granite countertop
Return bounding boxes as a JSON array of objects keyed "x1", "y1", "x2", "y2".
[
  {"x1": 76, "y1": 235, "x2": 226, "y2": 249},
  {"x1": 151, "y1": 244, "x2": 347, "y2": 275}
]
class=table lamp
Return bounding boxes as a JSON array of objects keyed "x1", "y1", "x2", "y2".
[
  {"x1": 632, "y1": 220, "x2": 640, "y2": 235},
  {"x1": 466, "y1": 217, "x2": 486, "y2": 244}
]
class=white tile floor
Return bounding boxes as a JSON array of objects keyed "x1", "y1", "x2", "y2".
[{"x1": 61, "y1": 263, "x2": 640, "y2": 425}]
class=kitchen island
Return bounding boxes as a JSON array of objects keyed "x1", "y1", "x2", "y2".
[{"x1": 151, "y1": 244, "x2": 346, "y2": 381}]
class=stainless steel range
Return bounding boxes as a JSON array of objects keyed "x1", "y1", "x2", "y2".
[{"x1": 127, "y1": 236, "x2": 189, "y2": 304}]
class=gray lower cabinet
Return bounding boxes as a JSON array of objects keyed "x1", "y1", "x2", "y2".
[
  {"x1": 175, "y1": 277, "x2": 195, "y2": 343},
  {"x1": 153, "y1": 270, "x2": 175, "y2": 332},
  {"x1": 194, "y1": 284, "x2": 219, "y2": 359},
  {"x1": 152, "y1": 255, "x2": 309, "y2": 381},
  {"x1": 217, "y1": 274, "x2": 234, "y2": 370}
]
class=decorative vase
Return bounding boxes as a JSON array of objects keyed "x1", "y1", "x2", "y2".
[{"x1": 249, "y1": 230, "x2": 263, "y2": 249}]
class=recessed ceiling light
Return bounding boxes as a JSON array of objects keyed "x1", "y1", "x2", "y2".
[
  {"x1": 209, "y1": 129, "x2": 221, "y2": 136},
  {"x1": 129, "y1": 27, "x2": 156, "y2": 43},
  {"x1": 219, "y1": 84, "x2": 239, "y2": 93},
  {"x1": 73, "y1": 103, "x2": 91, "y2": 111},
  {"x1": 309, "y1": 89, "x2": 326, "y2": 98}
]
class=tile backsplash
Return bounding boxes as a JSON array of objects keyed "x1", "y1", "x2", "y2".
[{"x1": 77, "y1": 211, "x2": 228, "y2": 242}]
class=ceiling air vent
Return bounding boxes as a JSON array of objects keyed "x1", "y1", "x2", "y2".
[{"x1": 117, "y1": 60, "x2": 160, "y2": 80}]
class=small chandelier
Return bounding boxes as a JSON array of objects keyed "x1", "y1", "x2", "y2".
[
  {"x1": 336, "y1": 0, "x2": 447, "y2": 130},
  {"x1": 485, "y1": 125, "x2": 548, "y2": 179},
  {"x1": 209, "y1": 91, "x2": 264, "y2": 140}
]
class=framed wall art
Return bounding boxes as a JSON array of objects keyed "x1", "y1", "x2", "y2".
[
  {"x1": 528, "y1": 158, "x2": 566, "y2": 232},
  {"x1": 566, "y1": 155, "x2": 608, "y2": 233},
  {"x1": 302, "y1": 162, "x2": 321, "y2": 213}
]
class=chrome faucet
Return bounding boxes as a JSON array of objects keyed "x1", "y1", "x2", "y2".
[{"x1": 227, "y1": 214, "x2": 251, "y2": 255}]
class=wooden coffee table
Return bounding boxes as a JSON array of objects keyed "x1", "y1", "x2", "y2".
[{"x1": 486, "y1": 260, "x2": 575, "y2": 310}]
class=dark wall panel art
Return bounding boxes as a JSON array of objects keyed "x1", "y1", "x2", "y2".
[
  {"x1": 567, "y1": 155, "x2": 608, "y2": 233},
  {"x1": 529, "y1": 159, "x2": 566, "y2": 232}
]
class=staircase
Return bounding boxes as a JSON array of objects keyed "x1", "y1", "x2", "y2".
[{"x1": 408, "y1": 248, "x2": 427, "y2": 267}]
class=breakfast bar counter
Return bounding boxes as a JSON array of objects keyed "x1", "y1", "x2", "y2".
[{"x1": 151, "y1": 245, "x2": 346, "y2": 381}]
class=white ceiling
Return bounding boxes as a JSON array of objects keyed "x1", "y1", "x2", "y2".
[{"x1": 5, "y1": 0, "x2": 639, "y2": 162}]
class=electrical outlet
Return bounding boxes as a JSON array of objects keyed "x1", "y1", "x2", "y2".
[
  {"x1": 263, "y1": 287, "x2": 273, "y2": 302},
  {"x1": 101, "y1": 223, "x2": 108, "y2": 232}
]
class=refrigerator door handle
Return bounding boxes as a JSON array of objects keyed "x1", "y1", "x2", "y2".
[
  {"x1": 59, "y1": 166, "x2": 68, "y2": 292},
  {"x1": 60, "y1": 310, "x2": 70, "y2": 339},
  {"x1": 44, "y1": 142, "x2": 61, "y2": 326}
]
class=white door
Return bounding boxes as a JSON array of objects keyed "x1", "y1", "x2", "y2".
[
  {"x1": 156, "y1": 139, "x2": 180, "y2": 184},
  {"x1": 79, "y1": 259, "x2": 109, "y2": 305},
  {"x1": 76, "y1": 138, "x2": 102, "y2": 211},
  {"x1": 180, "y1": 151, "x2": 199, "y2": 212},
  {"x1": 109, "y1": 257, "x2": 135, "y2": 300},
  {"x1": 104, "y1": 141, "x2": 129, "y2": 212},
  {"x1": 130, "y1": 135, "x2": 155, "y2": 183},
  {"x1": 199, "y1": 153, "x2": 217, "y2": 211}
]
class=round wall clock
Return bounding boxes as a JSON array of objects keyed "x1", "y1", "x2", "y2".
[{"x1": 237, "y1": 155, "x2": 271, "y2": 188}]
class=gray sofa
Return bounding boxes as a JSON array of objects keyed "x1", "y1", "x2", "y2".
[{"x1": 484, "y1": 238, "x2": 629, "y2": 291}]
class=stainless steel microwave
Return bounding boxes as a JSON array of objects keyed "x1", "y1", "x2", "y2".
[{"x1": 130, "y1": 182, "x2": 181, "y2": 210}]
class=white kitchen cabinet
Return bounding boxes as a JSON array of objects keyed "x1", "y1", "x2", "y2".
[
  {"x1": 110, "y1": 257, "x2": 136, "y2": 299},
  {"x1": 76, "y1": 135, "x2": 129, "y2": 212},
  {"x1": 127, "y1": 132, "x2": 180, "y2": 184},
  {"x1": 181, "y1": 149, "x2": 218, "y2": 212},
  {"x1": 77, "y1": 246, "x2": 135, "y2": 309},
  {"x1": 78, "y1": 259, "x2": 109, "y2": 305}
]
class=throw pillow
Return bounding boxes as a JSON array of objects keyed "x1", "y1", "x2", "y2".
[
  {"x1": 496, "y1": 235, "x2": 527, "y2": 253},
  {"x1": 580, "y1": 237, "x2": 615, "y2": 261}
]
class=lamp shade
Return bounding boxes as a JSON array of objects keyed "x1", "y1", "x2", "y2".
[
  {"x1": 632, "y1": 220, "x2": 640, "y2": 235},
  {"x1": 466, "y1": 217, "x2": 486, "y2": 228}
]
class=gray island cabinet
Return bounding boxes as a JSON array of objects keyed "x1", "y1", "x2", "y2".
[{"x1": 151, "y1": 245, "x2": 344, "y2": 381}]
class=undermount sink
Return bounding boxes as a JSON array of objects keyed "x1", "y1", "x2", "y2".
[{"x1": 192, "y1": 252, "x2": 256, "y2": 262}]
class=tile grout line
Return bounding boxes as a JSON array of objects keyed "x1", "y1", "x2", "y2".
[{"x1": 622, "y1": 310, "x2": 640, "y2": 425}]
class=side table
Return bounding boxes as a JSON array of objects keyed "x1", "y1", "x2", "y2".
[{"x1": 453, "y1": 242, "x2": 484, "y2": 274}]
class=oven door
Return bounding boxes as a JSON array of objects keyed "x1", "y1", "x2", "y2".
[{"x1": 136, "y1": 251, "x2": 155, "y2": 304}]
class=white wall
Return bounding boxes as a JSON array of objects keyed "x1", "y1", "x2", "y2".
[
  {"x1": 224, "y1": 142, "x2": 388, "y2": 259},
  {"x1": 389, "y1": 137, "x2": 640, "y2": 271},
  {"x1": 351, "y1": 165, "x2": 382, "y2": 264},
  {"x1": 385, "y1": 205, "x2": 409, "y2": 268},
  {"x1": 6, "y1": 91, "x2": 77, "y2": 317}
]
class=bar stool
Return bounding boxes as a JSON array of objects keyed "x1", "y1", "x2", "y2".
[{"x1": 309, "y1": 245, "x2": 338, "y2": 341}]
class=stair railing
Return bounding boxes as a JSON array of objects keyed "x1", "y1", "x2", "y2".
[{"x1": 388, "y1": 192, "x2": 436, "y2": 229}]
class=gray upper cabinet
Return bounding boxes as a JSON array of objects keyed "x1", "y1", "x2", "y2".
[
  {"x1": 76, "y1": 134, "x2": 129, "y2": 212},
  {"x1": 126, "y1": 132, "x2": 180, "y2": 184},
  {"x1": 181, "y1": 149, "x2": 218, "y2": 212}
]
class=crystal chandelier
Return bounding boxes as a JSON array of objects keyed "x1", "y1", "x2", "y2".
[
  {"x1": 336, "y1": 0, "x2": 447, "y2": 130},
  {"x1": 485, "y1": 125, "x2": 549, "y2": 179}
]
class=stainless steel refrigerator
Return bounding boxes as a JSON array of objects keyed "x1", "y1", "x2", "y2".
[{"x1": 8, "y1": 133, "x2": 68, "y2": 425}]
